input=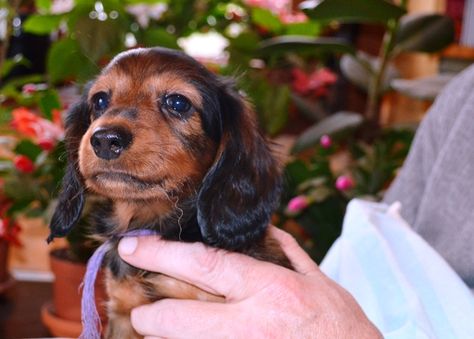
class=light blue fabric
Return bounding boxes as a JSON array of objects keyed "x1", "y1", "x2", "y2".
[{"x1": 321, "y1": 199, "x2": 474, "y2": 339}]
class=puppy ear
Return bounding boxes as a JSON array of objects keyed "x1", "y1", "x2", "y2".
[
  {"x1": 47, "y1": 98, "x2": 90, "y2": 243},
  {"x1": 197, "y1": 84, "x2": 282, "y2": 251}
]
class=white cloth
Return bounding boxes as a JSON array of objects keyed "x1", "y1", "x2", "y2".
[{"x1": 321, "y1": 199, "x2": 474, "y2": 339}]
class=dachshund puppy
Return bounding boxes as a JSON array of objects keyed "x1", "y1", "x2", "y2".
[{"x1": 48, "y1": 47, "x2": 290, "y2": 338}]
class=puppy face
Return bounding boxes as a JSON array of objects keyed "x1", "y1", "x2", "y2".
[
  {"x1": 49, "y1": 47, "x2": 282, "y2": 251},
  {"x1": 79, "y1": 50, "x2": 217, "y2": 201}
]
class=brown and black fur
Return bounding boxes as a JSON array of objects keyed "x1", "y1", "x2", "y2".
[{"x1": 48, "y1": 47, "x2": 290, "y2": 338}]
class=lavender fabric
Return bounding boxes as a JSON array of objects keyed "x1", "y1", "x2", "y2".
[{"x1": 79, "y1": 229, "x2": 158, "y2": 339}]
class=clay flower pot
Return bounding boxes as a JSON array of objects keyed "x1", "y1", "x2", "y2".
[
  {"x1": 41, "y1": 247, "x2": 107, "y2": 337},
  {"x1": 0, "y1": 239, "x2": 14, "y2": 294}
]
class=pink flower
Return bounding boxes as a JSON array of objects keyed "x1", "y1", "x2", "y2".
[
  {"x1": 287, "y1": 195, "x2": 309, "y2": 214},
  {"x1": 335, "y1": 175, "x2": 354, "y2": 191},
  {"x1": 245, "y1": 0, "x2": 288, "y2": 13},
  {"x1": 292, "y1": 68, "x2": 337, "y2": 96},
  {"x1": 22, "y1": 84, "x2": 37, "y2": 95},
  {"x1": 279, "y1": 11, "x2": 307, "y2": 24},
  {"x1": 320, "y1": 135, "x2": 332, "y2": 148},
  {"x1": 245, "y1": 0, "x2": 307, "y2": 24}
]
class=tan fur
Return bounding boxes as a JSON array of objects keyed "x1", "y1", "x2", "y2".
[
  {"x1": 105, "y1": 270, "x2": 223, "y2": 338},
  {"x1": 80, "y1": 70, "x2": 215, "y2": 203},
  {"x1": 71, "y1": 50, "x2": 289, "y2": 338}
]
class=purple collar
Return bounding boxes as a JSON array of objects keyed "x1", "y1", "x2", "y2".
[{"x1": 80, "y1": 229, "x2": 158, "y2": 339}]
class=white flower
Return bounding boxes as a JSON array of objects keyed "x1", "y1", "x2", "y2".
[
  {"x1": 51, "y1": 0, "x2": 74, "y2": 14},
  {"x1": 126, "y1": 3, "x2": 168, "y2": 28},
  {"x1": 178, "y1": 31, "x2": 229, "y2": 65}
]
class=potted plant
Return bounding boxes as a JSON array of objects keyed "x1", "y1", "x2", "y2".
[
  {"x1": 279, "y1": 130, "x2": 414, "y2": 262},
  {"x1": 256, "y1": 0, "x2": 456, "y2": 261},
  {"x1": 0, "y1": 88, "x2": 105, "y2": 336},
  {"x1": 0, "y1": 195, "x2": 21, "y2": 293},
  {"x1": 260, "y1": 0, "x2": 455, "y2": 150},
  {"x1": 43, "y1": 215, "x2": 106, "y2": 338}
]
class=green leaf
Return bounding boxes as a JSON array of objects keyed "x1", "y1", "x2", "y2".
[
  {"x1": 14, "y1": 140, "x2": 43, "y2": 161},
  {"x1": 391, "y1": 74, "x2": 455, "y2": 101},
  {"x1": 285, "y1": 160, "x2": 313, "y2": 186},
  {"x1": 340, "y1": 52, "x2": 398, "y2": 92},
  {"x1": 284, "y1": 21, "x2": 321, "y2": 36},
  {"x1": 260, "y1": 36, "x2": 356, "y2": 56},
  {"x1": 39, "y1": 90, "x2": 61, "y2": 120},
  {"x1": 301, "y1": 0, "x2": 406, "y2": 24},
  {"x1": 393, "y1": 14, "x2": 455, "y2": 54},
  {"x1": 47, "y1": 38, "x2": 99, "y2": 84},
  {"x1": 125, "y1": 0, "x2": 169, "y2": 4},
  {"x1": 74, "y1": 16, "x2": 124, "y2": 62},
  {"x1": 265, "y1": 85, "x2": 290, "y2": 135},
  {"x1": 0, "y1": 55, "x2": 30, "y2": 77},
  {"x1": 36, "y1": 0, "x2": 52, "y2": 11},
  {"x1": 292, "y1": 111, "x2": 363, "y2": 153},
  {"x1": 227, "y1": 32, "x2": 260, "y2": 65},
  {"x1": 291, "y1": 93, "x2": 327, "y2": 122},
  {"x1": 340, "y1": 53, "x2": 372, "y2": 91},
  {"x1": 3, "y1": 176, "x2": 39, "y2": 210},
  {"x1": 23, "y1": 14, "x2": 63, "y2": 34},
  {"x1": 251, "y1": 7, "x2": 283, "y2": 33},
  {"x1": 142, "y1": 28, "x2": 179, "y2": 49}
]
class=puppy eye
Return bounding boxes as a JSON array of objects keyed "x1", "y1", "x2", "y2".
[
  {"x1": 163, "y1": 94, "x2": 192, "y2": 116},
  {"x1": 92, "y1": 92, "x2": 110, "y2": 112}
]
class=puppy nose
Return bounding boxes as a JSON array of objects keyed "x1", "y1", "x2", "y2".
[{"x1": 90, "y1": 127, "x2": 132, "y2": 160}]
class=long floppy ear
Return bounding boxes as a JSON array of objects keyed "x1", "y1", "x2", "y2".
[
  {"x1": 197, "y1": 84, "x2": 282, "y2": 251},
  {"x1": 47, "y1": 97, "x2": 91, "y2": 243}
]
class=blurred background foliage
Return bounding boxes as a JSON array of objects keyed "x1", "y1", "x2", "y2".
[{"x1": 0, "y1": 0, "x2": 455, "y2": 261}]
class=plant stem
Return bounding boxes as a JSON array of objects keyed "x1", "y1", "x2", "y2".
[{"x1": 365, "y1": 18, "x2": 398, "y2": 127}]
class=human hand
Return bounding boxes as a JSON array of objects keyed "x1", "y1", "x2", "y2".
[{"x1": 118, "y1": 226, "x2": 382, "y2": 339}]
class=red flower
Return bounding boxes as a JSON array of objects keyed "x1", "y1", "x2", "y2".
[
  {"x1": 10, "y1": 107, "x2": 64, "y2": 147},
  {"x1": 14, "y1": 155, "x2": 35, "y2": 173},
  {"x1": 292, "y1": 68, "x2": 337, "y2": 96},
  {"x1": 0, "y1": 217, "x2": 22, "y2": 247},
  {"x1": 38, "y1": 139, "x2": 55, "y2": 151}
]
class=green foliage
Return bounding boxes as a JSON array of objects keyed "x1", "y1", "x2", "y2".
[
  {"x1": 301, "y1": 0, "x2": 406, "y2": 24},
  {"x1": 251, "y1": 7, "x2": 282, "y2": 33},
  {"x1": 281, "y1": 128, "x2": 414, "y2": 262},
  {"x1": 292, "y1": 112, "x2": 363, "y2": 153},
  {"x1": 393, "y1": 14, "x2": 455, "y2": 54},
  {"x1": 39, "y1": 90, "x2": 61, "y2": 120},
  {"x1": 141, "y1": 28, "x2": 179, "y2": 49},
  {"x1": 243, "y1": 75, "x2": 290, "y2": 136},
  {"x1": 46, "y1": 38, "x2": 99, "y2": 84},
  {"x1": 23, "y1": 14, "x2": 63, "y2": 34},
  {"x1": 260, "y1": 36, "x2": 356, "y2": 57},
  {"x1": 262, "y1": 0, "x2": 454, "y2": 149},
  {"x1": 14, "y1": 140, "x2": 43, "y2": 161}
]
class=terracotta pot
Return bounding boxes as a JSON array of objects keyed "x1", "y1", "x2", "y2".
[
  {"x1": 0, "y1": 239, "x2": 10, "y2": 282},
  {"x1": 41, "y1": 247, "x2": 107, "y2": 337},
  {"x1": 0, "y1": 239, "x2": 14, "y2": 294}
]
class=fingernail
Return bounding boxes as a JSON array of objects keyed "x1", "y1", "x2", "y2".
[{"x1": 118, "y1": 237, "x2": 138, "y2": 255}]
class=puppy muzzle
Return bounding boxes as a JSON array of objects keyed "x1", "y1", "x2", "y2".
[{"x1": 90, "y1": 126, "x2": 133, "y2": 160}]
